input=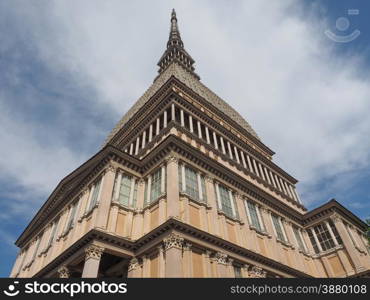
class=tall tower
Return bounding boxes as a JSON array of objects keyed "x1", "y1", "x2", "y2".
[{"x1": 10, "y1": 10, "x2": 370, "y2": 278}]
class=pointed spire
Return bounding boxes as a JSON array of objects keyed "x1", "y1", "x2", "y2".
[{"x1": 157, "y1": 9, "x2": 200, "y2": 80}]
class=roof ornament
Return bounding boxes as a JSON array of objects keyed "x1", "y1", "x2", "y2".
[{"x1": 156, "y1": 9, "x2": 200, "y2": 80}]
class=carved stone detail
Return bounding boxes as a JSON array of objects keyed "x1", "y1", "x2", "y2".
[
  {"x1": 57, "y1": 265, "x2": 70, "y2": 278},
  {"x1": 128, "y1": 257, "x2": 139, "y2": 272},
  {"x1": 165, "y1": 154, "x2": 179, "y2": 164},
  {"x1": 214, "y1": 251, "x2": 228, "y2": 265},
  {"x1": 249, "y1": 266, "x2": 267, "y2": 278},
  {"x1": 163, "y1": 233, "x2": 184, "y2": 250},
  {"x1": 205, "y1": 175, "x2": 214, "y2": 183},
  {"x1": 243, "y1": 264, "x2": 250, "y2": 273},
  {"x1": 183, "y1": 242, "x2": 192, "y2": 251},
  {"x1": 85, "y1": 244, "x2": 104, "y2": 260},
  {"x1": 331, "y1": 213, "x2": 341, "y2": 223},
  {"x1": 227, "y1": 258, "x2": 234, "y2": 266},
  {"x1": 106, "y1": 164, "x2": 116, "y2": 173}
]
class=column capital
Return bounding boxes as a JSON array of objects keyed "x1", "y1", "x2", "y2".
[
  {"x1": 242, "y1": 264, "x2": 250, "y2": 272},
  {"x1": 205, "y1": 175, "x2": 215, "y2": 183},
  {"x1": 259, "y1": 206, "x2": 268, "y2": 214},
  {"x1": 157, "y1": 244, "x2": 164, "y2": 253},
  {"x1": 138, "y1": 178, "x2": 145, "y2": 186},
  {"x1": 163, "y1": 233, "x2": 184, "y2": 250},
  {"x1": 183, "y1": 242, "x2": 192, "y2": 251},
  {"x1": 214, "y1": 251, "x2": 228, "y2": 265},
  {"x1": 106, "y1": 164, "x2": 116, "y2": 173},
  {"x1": 57, "y1": 265, "x2": 70, "y2": 278},
  {"x1": 85, "y1": 244, "x2": 104, "y2": 260},
  {"x1": 165, "y1": 154, "x2": 179, "y2": 165},
  {"x1": 249, "y1": 266, "x2": 267, "y2": 278},
  {"x1": 128, "y1": 257, "x2": 140, "y2": 272},
  {"x1": 330, "y1": 213, "x2": 342, "y2": 224},
  {"x1": 227, "y1": 258, "x2": 234, "y2": 266},
  {"x1": 234, "y1": 193, "x2": 242, "y2": 200}
]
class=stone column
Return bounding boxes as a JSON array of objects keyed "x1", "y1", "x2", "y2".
[
  {"x1": 226, "y1": 258, "x2": 234, "y2": 278},
  {"x1": 204, "y1": 250, "x2": 213, "y2": 277},
  {"x1": 325, "y1": 220, "x2": 339, "y2": 246},
  {"x1": 205, "y1": 176, "x2": 220, "y2": 236},
  {"x1": 241, "y1": 264, "x2": 250, "y2": 278},
  {"x1": 214, "y1": 251, "x2": 228, "y2": 277},
  {"x1": 331, "y1": 214, "x2": 364, "y2": 273},
  {"x1": 158, "y1": 245, "x2": 165, "y2": 278},
  {"x1": 57, "y1": 265, "x2": 70, "y2": 278},
  {"x1": 96, "y1": 165, "x2": 116, "y2": 230},
  {"x1": 127, "y1": 257, "x2": 141, "y2": 278},
  {"x1": 164, "y1": 233, "x2": 184, "y2": 277},
  {"x1": 183, "y1": 242, "x2": 192, "y2": 277},
  {"x1": 260, "y1": 208, "x2": 280, "y2": 261},
  {"x1": 81, "y1": 244, "x2": 104, "y2": 278},
  {"x1": 166, "y1": 155, "x2": 180, "y2": 219}
]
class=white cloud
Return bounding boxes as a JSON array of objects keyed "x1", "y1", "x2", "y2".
[{"x1": 1, "y1": 0, "x2": 370, "y2": 216}]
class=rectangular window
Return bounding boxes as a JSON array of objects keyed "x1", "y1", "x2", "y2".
[
  {"x1": 271, "y1": 214, "x2": 286, "y2": 242},
  {"x1": 88, "y1": 178, "x2": 102, "y2": 212},
  {"x1": 314, "y1": 223, "x2": 335, "y2": 251},
  {"x1": 47, "y1": 217, "x2": 60, "y2": 248},
  {"x1": 293, "y1": 226, "x2": 305, "y2": 251},
  {"x1": 185, "y1": 166, "x2": 199, "y2": 200},
  {"x1": 132, "y1": 181, "x2": 138, "y2": 208},
  {"x1": 119, "y1": 174, "x2": 132, "y2": 206},
  {"x1": 180, "y1": 165, "x2": 206, "y2": 203},
  {"x1": 200, "y1": 175, "x2": 207, "y2": 202},
  {"x1": 150, "y1": 168, "x2": 162, "y2": 202},
  {"x1": 329, "y1": 220, "x2": 342, "y2": 245},
  {"x1": 218, "y1": 184, "x2": 234, "y2": 218},
  {"x1": 307, "y1": 229, "x2": 320, "y2": 254},
  {"x1": 65, "y1": 202, "x2": 78, "y2": 232},
  {"x1": 246, "y1": 201, "x2": 262, "y2": 231},
  {"x1": 31, "y1": 235, "x2": 42, "y2": 262}
]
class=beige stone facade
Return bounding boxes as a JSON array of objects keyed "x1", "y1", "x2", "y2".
[{"x1": 10, "y1": 10, "x2": 370, "y2": 279}]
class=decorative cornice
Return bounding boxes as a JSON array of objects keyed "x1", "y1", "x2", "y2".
[
  {"x1": 33, "y1": 219, "x2": 313, "y2": 278},
  {"x1": 85, "y1": 244, "x2": 104, "y2": 260}
]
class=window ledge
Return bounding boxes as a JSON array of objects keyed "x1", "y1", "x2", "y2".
[
  {"x1": 180, "y1": 192, "x2": 209, "y2": 208},
  {"x1": 60, "y1": 225, "x2": 74, "y2": 239},
  {"x1": 355, "y1": 245, "x2": 367, "y2": 255},
  {"x1": 249, "y1": 225, "x2": 270, "y2": 237},
  {"x1": 39, "y1": 244, "x2": 52, "y2": 257},
  {"x1": 314, "y1": 244, "x2": 344, "y2": 257},
  {"x1": 79, "y1": 203, "x2": 99, "y2": 222},
  {"x1": 143, "y1": 193, "x2": 166, "y2": 210},
  {"x1": 23, "y1": 259, "x2": 34, "y2": 270},
  {"x1": 217, "y1": 210, "x2": 243, "y2": 224},
  {"x1": 111, "y1": 201, "x2": 137, "y2": 212},
  {"x1": 276, "y1": 238, "x2": 293, "y2": 248},
  {"x1": 298, "y1": 249, "x2": 312, "y2": 257}
]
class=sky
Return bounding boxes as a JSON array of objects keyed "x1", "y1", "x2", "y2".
[{"x1": 0, "y1": 0, "x2": 370, "y2": 277}]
